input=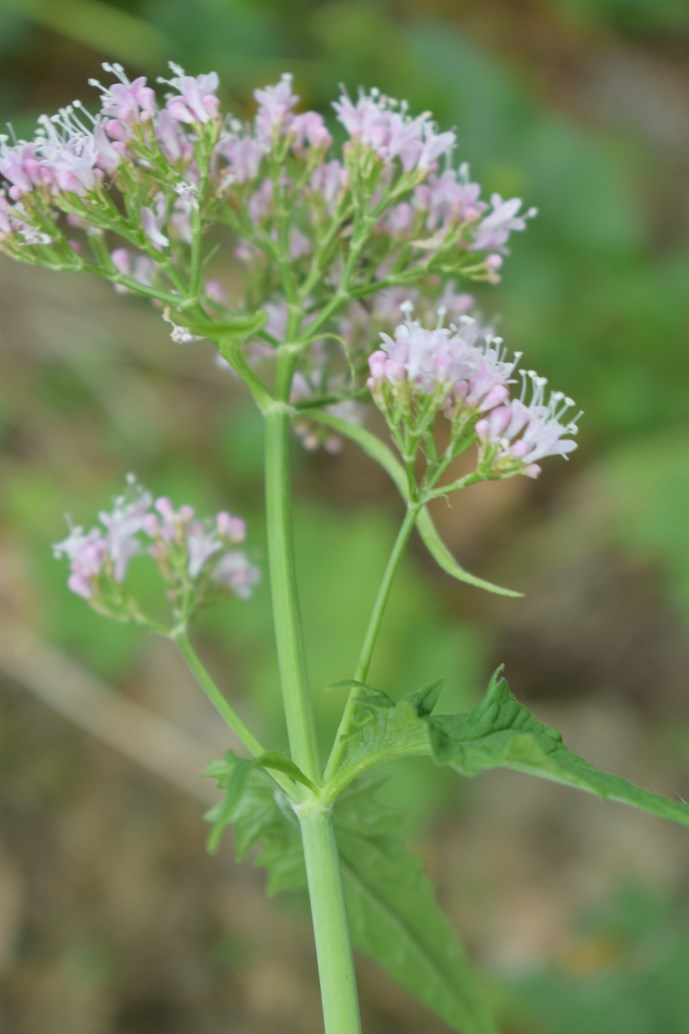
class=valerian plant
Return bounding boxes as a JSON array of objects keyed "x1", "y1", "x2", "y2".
[{"x1": 2, "y1": 64, "x2": 687, "y2": 1033}]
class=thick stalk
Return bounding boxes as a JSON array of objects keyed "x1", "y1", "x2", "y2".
[
  {"x1": 264, "y1": 379, "x2": 320, "y2": 783},
  {"x1": 300, "y1": 807, "x2": 362, "y2": 1034},
  {"x1": 324, "y1": 504, "x2": 419, "y2": 781},
  {"x1": 265, "y1": 348, "x2": 362, "y2": 1033}
]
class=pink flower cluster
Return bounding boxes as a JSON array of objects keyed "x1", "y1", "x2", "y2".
[
  {"x1": 333, "y1": 89, "x2": 456, "y2": 173},
  {"x1": 0, "y1": 63, "x2": 532, "y2": 293},
  {"x1": 53, "y1": 478, "x2": 258, "y2": 613},
  {"x1": 475, "y1": 374, "x2": 580, "y2": 477},
  {"x1": 384, "y1": 163, "x2": 537, "y2": 273},
  {"x1": 367, "y1": 307, "x2": 579, "y2": 477}
]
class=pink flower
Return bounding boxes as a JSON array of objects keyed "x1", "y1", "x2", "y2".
[
  {"x1": 291, "y1": 111, "x2": 332, "y2": 151},
  {"x1": 310, "y1": 160, "x2": 347, "y2": 213},
  {"x1": 333, "y1": 89, "x2": 455, "y2": 173},
  {"x1": 53, "y1": 526, "x2": 107, "y2": 599},
  {"x1": 248, "y1": 178, "x2": 274, "y2": 222},
  {"x1": 141, "y1": 197, "x2": 169, "y2": 251},
  {"x1": 213, "y1": 552, "x2": 260, "y2": 598},
  {"x1": 98, "y1": 484, "x2": 152, "y2": 580},
  {"x1": 154, "y1": 109, "x2": 193, "y2": 163},
  {"x1": 216, "y1": 132, "x2": 265, "y2": 184},
  {"x1": 0, "y1": 141, "x2": 45, "y2": 200},
  {"x1": 476, "y1": 373, "x2": 580, "y2": 476},
  {"x1": 89, "y1": 63, "x2": 156, "y2": 123},
  {"x1": 162, "y1": 64, "x2": 220, "y2": 124},
  {"x1": 254, "y1": 74, "x2": 299, "y2": 144},
  {"x1": 216, "y1": 512, "x2": 246, "y2": 542},
  {"x1": 472, "y1": 194, "x2": 537, "y2": 252},
  {"x1": 368, "y1": 306, "x2": 522, "y2": 423},
  {"x1": 416, "y1": 165, "x2": 487, "y2": 231},
  {"x1": 187, "y1": 524, "x2": 222, "y2": 578}
]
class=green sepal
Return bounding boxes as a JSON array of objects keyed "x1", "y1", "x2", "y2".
[{"x1": 428, "y1": 668, "x2": 689, "y2": 828}]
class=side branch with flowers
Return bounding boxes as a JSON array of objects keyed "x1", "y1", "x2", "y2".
[{"x1": 3, "y1": 64, "x2": 687, "y2": 1034}]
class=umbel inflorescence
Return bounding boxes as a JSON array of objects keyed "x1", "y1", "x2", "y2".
[
  {"x1": 2, "y1": 63, "x2": 580, "y2": 603},
  {"x1": 52, "y1": 476, "x2": 258, "y2": 625}
]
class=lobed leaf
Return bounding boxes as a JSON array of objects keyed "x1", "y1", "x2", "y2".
[
  {"x1": 336, "y1": 782, "x2": 497, "y2": 1034},
  {"x1": 206, "y1": 755, "x2": 494, "y2": 1031},
  {"x1": 428, "y1": 669, "x2": 689, "y2": 828}
]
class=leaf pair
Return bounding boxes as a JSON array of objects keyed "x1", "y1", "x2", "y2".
[
  {"x1": 205, "y1": 671, "x2": 688, "y2": 1033},
  {"x1": 207, "y1": 760, "x2": 497, "y2": 1034}
]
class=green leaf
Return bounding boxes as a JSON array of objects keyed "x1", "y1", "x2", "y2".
[
  {"x1": 308, "y1": 409, "x2": 408, "y2": 492},
  {"x1": 428, "y1": 669, "x2": 689, "y2": 828},
  {"x1": 407, "y1": 677, "x2": 445, "y2": 717},
  {"x1": 416, "y1": 507, "x2": 522, "y2": 598},
  {"x1": 307, "y1": 410, "x2": 521, "y2": 597},
  {"x1": 324, "y1": 678, "x2": 370, "y2": 693},
  {"x1": 329, "y1": 691, "x2": 431, "y2": 799},
  {"x1": 336, "y1": 783, "x2": 497, "y2": 1034},
  {"x1": 233, "y1": 772, "x2": 306, "y2": 895},
  {"x1": 204, "y1": 764, "x2": 495, "y2": 1030},
  {"x1": 205, "y1": 753, "x2": 255, "y2": 854},
  {"x1": 256, "y1": 750, "x2": 317, "y2": 792},
  {"x1": 204, "y1": 750, "x2": 314, "y2": 855},
  {"x1": 178, "y1": 308, "x2": 268, "y2": 341}
]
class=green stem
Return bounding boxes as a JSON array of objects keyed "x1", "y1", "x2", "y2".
[
  {"x1": 265, "y1": 343, "x2": 362, "y2": 1033},
  {"x1": 324, "y1": 504, "x2": 420, "y2": 782},
  {"x1": 264, "y1": 352, "x2": 321, "y2": 784},
  {"x1": 172, "y1": 630, "x2": 266, "y2": 759},
  {"x1": 299, "y1": 807, "x2": 362, "y2": 1034},
  {"x1": 220, "y1": 336, "x2": 274, "y2": 413}
]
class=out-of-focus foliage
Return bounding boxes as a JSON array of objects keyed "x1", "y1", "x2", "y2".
[{"x1": 503, "y1": 884, "x2": 689, "y2": 1033}]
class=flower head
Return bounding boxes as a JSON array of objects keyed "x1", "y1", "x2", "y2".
[
  {"x1": 367, "y1": 304, "x2": 578, "y2": 481},
  {"x1": 160, "y1": 63, "x2": 220, "y2": 125},
  {"x1": 53, "y1": 478, "x2": 258, "y2": 625},
  {"x1": 88, "y1": 63, "x2": 156, "y2": 125},
  {"x1": 476, "y1": 373, "x2": 580, "y2": 477},
  {"x1": 333, "y1": 88, "x2": 455, "y2": 173},
  {"x1": 254, "y1": 74, "x2": 300, "y2": 144}
]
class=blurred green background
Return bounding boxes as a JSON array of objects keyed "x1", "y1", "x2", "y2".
[{"x1": 0, "y1": 1, "x2": 688, "y2": 1031}]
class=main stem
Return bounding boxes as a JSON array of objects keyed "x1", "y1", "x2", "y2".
[
  {"x1": 265, "y1": 348, "x2": 362, "y2": 1034},
  {"x1": 264, "y1": 367, "x2": 320, "y2": 785}
]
